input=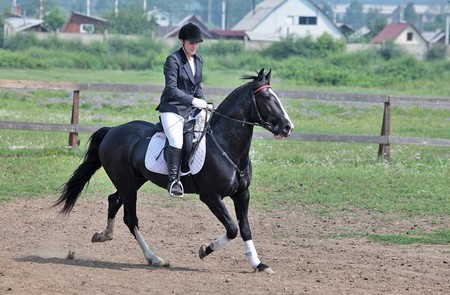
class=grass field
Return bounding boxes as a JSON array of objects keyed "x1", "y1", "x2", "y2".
[{"x1": 0, "y1": 68, "x2": 449, "y2": 245}]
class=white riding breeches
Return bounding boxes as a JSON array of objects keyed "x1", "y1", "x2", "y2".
[{"x1": 160, "y1": 112, "x2": 184, "y2": 149}]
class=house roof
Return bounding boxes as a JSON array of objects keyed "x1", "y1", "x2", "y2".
[
  {"x1": 68, "y1": 11, "x2": 107, "y2": 23},
  {"x1": 163, "y1": 15, "x2": 217, "y2": 40},
  {"x1": 211, "y1": 30, "x2": 246, "y2": 38},
  {"x1": 6, "y1": 16, "x2": 45, "y2": 32},
  {"x1": 371, "y1": 23, "x2": 409, "y2": 44},
  {"x1": 232, "y1": 0, "x2": 286, "y2": 31}
]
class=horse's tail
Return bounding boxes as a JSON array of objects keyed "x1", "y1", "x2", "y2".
[{"x1": 54, "y1": 127, "x2": 111, "y2": 215}]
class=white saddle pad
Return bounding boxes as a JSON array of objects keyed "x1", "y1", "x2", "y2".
[{"x1": 144, "y1": 132, "x2": 206, "y2": 175}]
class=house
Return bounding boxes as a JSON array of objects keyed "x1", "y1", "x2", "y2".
[
  {"x1": 371, "y1": 23, "x2": 427, "y2": 46},
  {"x1": 62, "y1": 11, "x2": 107, "y2": 34},
  {"x1": 147, "y1": 7, "x2": 171, "y2": 27},
  {"x1": 232, "y1": 0, "x2": 345, "y2": 42},
  {"x1": 162, "y1": 15, "x2": 217, "y2": 40},
  {"x1": 4, "y1": 15, "x2": 49, "y2": 35}
]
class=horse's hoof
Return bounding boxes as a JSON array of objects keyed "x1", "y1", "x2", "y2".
[
  {"x1": 91, "y1": 232, "x2": 113, "y2": 243},
  {"x1": 256, "y1": 263, "x2": 275, "y2": 275},
  {"x1": 148, "y1": 258, "x2": 170, "y2": 268},
  {"x1": 199, "y1": 244, "x2": 208, "y2": 259},
  {"x1": 91, "y1": 232, "x2": 102, "y2": 242}
]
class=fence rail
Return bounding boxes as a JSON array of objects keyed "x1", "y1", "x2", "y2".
[{"x1": 1, "y1": 79, "x2": 449, "y2": 161}]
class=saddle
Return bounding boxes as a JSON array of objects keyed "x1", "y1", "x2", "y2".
[{"x1": 150, "y1": 111, "x2": 208, "y2": 174}]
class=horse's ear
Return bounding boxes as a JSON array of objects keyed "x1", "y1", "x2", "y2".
[
  {"x1": 265, "y1": 69, "x2": 272, "y2": 84},
  {"x1": 257, "y1": 68, "x2": 265, "y2": 81}
]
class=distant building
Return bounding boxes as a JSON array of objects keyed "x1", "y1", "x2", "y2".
[
  {"x1": 232, "y1": 0, "x2": 345, "y2": 42},
  {"x1": 62, "y1": 11, "x2": 107, "y2": 34},
  {"x1": 147, "y1": 7, "x2": 171, "y2": 27},
  {"x1": 371, "y1": 23, "x2": 427, "y2": 46},
  {"x1": 4, "y1": 15, "x2": 49, "y2": 35}
]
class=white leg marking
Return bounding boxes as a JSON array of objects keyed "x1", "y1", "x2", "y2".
[
  {"x1": 134, "y1": 227, "x2": 168, "y2": 267},
  {"x1": 92, "y1": 218, "x2": 115, "y2": 242},
  {"x1": 245, "y1": 240, "x2": 261, "y2": 269},
  {"x1": 210, "y1": 234, "x2": 230, "y2": 251}
]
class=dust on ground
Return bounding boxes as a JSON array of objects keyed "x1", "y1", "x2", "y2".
[{"x1": 0, "y1": 196, "x2": 449, "y2": 295}]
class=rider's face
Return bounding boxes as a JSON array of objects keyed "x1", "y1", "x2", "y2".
[{"x1": 182, "y1": 40, "x2": 199, "y2": 58}]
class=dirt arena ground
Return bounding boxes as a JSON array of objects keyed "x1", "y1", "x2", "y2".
[{"x1": 0, "y1": 196, "x2": 449, "y2": 294}]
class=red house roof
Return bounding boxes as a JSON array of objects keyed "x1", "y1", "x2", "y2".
[
  {"x1": 371, "y1": 23, "x2": 409, "y2": 44},
  {"x1": 211, "y1": 30, "x2": 246, "y2": 39}
]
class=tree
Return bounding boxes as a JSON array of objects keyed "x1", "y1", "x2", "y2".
[
  {"x1": 343, "y1": 0, "x2": 364, "y2": 30},
  {"x1": 104, "y1": 5, "x2": 156, "y2": 35},
  {"x1": 404, "y1": 2, "x2": 418, "y2": 26},
  {"x1": 366, "y1": 8, "x2": 387, "y2": 39},
  {"x1": 43, "y1": 8, "x2": 66, "y2": 32}
]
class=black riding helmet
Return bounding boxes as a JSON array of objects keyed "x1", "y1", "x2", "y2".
[{"x1": 178, "y1": 23, "x2": 203, "y2": 43}]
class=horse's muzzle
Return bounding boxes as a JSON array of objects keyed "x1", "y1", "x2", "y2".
[{"x1": 273, "y1": 123, "x2": 294, "y2": 139}]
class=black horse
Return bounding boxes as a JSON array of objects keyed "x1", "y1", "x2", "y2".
[{"x1": 55, "y1": 69, "x2": 293, "y2": 274}]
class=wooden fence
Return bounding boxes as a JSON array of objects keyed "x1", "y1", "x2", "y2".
[{"x1": 1, "y1": 79, "x2": 449, "y2": 161}]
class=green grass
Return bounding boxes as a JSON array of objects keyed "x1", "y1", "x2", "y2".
[
  {"x1": 367, "y1": 230, "x2": 450, "y2": 245},
  {"x1": 325, "y1": 230, "x2": 450, "y2": 245}
]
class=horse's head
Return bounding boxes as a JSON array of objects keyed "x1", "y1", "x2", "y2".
[{"x1": 248, "y1": 69, "x2": 294, "y2": 139}]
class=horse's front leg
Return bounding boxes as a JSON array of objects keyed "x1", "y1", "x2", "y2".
[
  {"x1": 233, "y1": 189, "x2": 274, "y2": 274},
  {"x1": 198, "y1": 196, "x2": 237, "y2": 259},
  {"x1": 92, "y1": 192, "x2": 122, "y2": 242}
]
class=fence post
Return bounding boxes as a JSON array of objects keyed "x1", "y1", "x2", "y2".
[
  {"x1": 68, "y1": 90, "x2": 80, "y2": 148},
  {"x1": 378, "y1": 97, "x2": 391, "y2": 161}
]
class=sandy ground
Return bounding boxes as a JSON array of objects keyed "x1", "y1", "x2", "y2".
[{"x1": 0, "y1": 196, "x2": 449, "y2": 295}]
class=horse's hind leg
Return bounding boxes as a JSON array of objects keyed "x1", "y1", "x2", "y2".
[
  {"x1": 118, "y1": 177, "x2": 169, "y2": 267},
  {"x1": 92, "y1": 192, "x2": 122, "y2": 242}
]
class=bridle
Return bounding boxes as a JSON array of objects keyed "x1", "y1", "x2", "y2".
[{"x1": 211, "y1": 84, "x2": 274, "y2": 131}]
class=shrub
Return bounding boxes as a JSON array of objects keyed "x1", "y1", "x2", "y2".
[
  {"x1": 263, "y1": 34, "x2": 345, "y2": 59},
  {"x1": 315, "y1": 33, "x2": 346, "y2": 58},
  {"x1": 0, "y1": 50, "x2": 47, "y2": 68},
  {"x1": 375, "y1": 55, "x2": 428, "y2": 81},
  {"x1": 377, "y1": 41, "x2": 407, "y2": 60},
  {"x1": 426, "y1": 43, "x2": 448, "y2": 61},
  {"x1": 201, "y1": 40, "x2": 244, "y2": 55},
  {"x1": 3, "y1": 33, "x2": 40, "y2": 51}
]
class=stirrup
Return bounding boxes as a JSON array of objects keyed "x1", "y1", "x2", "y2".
[{"x1": 168, "y1": 180, "x2": 184, "y2": 198}]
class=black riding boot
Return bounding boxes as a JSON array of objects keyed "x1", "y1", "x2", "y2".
[{"x1": 164, "y1": 146, "x2": 184, "y2": 198}]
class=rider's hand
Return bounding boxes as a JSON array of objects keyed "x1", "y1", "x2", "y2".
[{"x1": 192, "y1": 97, "x2": 208, "y2": 109}]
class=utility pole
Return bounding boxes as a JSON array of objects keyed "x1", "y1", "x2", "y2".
[
  {"x1": 115, "y1": 0, "x2": 119, "y2": 17},
  {"x1": 208, "y1": 0, "x2": 211, "y2": 24},
  {"x1": 221, "y1": 0, "x2": 226, "y2": 30},
  {"x1": 39, "y1": 0, "x2": 43, "y2": 19},
  {"x1": 11, "y1": 0, "x2": 17, "y2": 14},
  {"x1": 446, "y1": 0, "x2": 450, "y2": 46},
  {"x1": 86, "y1": 0, "x2": 90, "y2": 16},
  {"x1": 143, "y1": 0, "x2": 147, "y2": 11}
]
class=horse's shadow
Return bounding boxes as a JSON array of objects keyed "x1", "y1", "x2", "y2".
[{"x1": 15, "y1": 255, "x2": 203, "y2": 272}]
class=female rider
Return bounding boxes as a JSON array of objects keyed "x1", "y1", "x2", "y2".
[{"x1": 156, "y1": 22, "x2": 208, "y2": 197}]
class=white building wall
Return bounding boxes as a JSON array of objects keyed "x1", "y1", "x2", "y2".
[
  {"x1": 249, "y1": 0, "x2": 343, "y2": 41},
  {"x1": 395, "y1": 29, "x2": 427, "y2": 46}
]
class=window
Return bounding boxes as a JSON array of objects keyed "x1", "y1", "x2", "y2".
[
  {"x1": 80, "y1": 24, "x2": 94, "y2": 33},
  {"x1": 406, "y1": 32, "x2": 413, "y2": 41},
  {"x1": 299, "y1": 16, "x2": 317, "y2": 25}
]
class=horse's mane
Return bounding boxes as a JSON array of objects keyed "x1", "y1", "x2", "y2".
[{"x1": 216, "y1": 72, "x2": 266, "y2": 110}]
